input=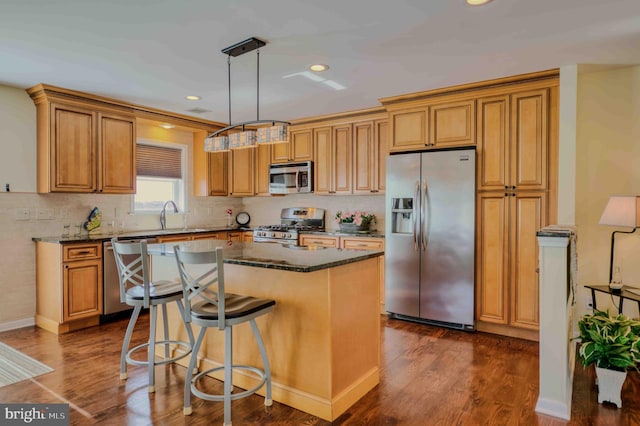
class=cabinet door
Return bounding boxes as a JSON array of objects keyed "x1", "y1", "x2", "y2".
[
  {"x1": 51, "y1": 103, "x2": 97, "y2": 192},
  {"x1": 389, "y1": 107, "x2": 427, "y2": 152},
  {"x1": 353, "y1": 121, "x2": 374, "y2": 194},
  {"x1": 229, "y1": 148, "x2": 255, "y2": 196},
  {"x1": 208, "y1": 151, "x2": 228, "y2": 196},
  {"x1": 477, "y1": 96, "x2": 509, "y2": 191},
  {"x1": 243, "y1": 232, "x2": 254, "y2": 242},
  {"x1": 511, "y1": 89, "x2": 548, "y2": 191},
  {"x1": 374, "y1": 119, "x2": 388, "y2": 193},
  {"x1": 99, "y1": 113, "x2": 136, "y2": 194},
  {"x1": 63, "y1": 259, "x2": 102, "y2": 321},
  {"x1": 291, "y1": 129, "x2": 313, "y2": 161},
  {"x1": 476, "y1": 192, "x2": 509, "y2": 325},
  {"x1": 314, "y1": 127, "x2": 332, "y2": 194},
  {"x1": 255, "y1": 143, "x2": 271, "y2": 196},
  {"x1": 333, "y1": 124, "x2": 352, "y2": 194},
  {"x1": 430, "y1": 99, "x2": 475, "y2": 148},
  {"x1": 340, "y1": 237, "x2": 384, "y2": 250},
  {"x1": 270, "y1": 141, "x2": 290, "y2": 164},
  {"x1": 299, "y1": 235, "x2": 339, "y2": 247},
  {"x1": 510, "y1": 192, "x2": 546, "y2": 330},
  {"x1": 228, "y1": 232, "x2": 243, "y2": 242}
]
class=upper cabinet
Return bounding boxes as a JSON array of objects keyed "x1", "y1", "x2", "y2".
[
  {"x1": 34, "y1": 101, "x2": 135, "y2": 194},
  {"x1": 271, "y1": 128, "x2": 314, "y2": 164},
  {"x1": 477, "y1": 89, "x2": 549, "y2": 192},
  {"x1": 194, "y1": 130, "x2": 228, "y2": 196},
  {"x1": 387, "y1": 99, "x2": 475, "y2": 153},
  {"x1": 29, "y1": 83, "x2": 225, "y2": 195},
  {"x1": 229, "y1": 148, "x2": 255, "y2": 197},
  {"x1": 353, "y1": 120, "x2": 388, "y2": 194}
]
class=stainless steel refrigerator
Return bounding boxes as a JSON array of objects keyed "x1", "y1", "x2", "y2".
[{"x1": 385, "y1": 148, "x2": 476, "y2": 330}]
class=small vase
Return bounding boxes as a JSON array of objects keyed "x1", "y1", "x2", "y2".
[
  {"x1": 595, "y1": 366, "x2": 627, "y2": 407},
  {"x1": 226, "y1": 214, "x2": 233, "y2": 228}
]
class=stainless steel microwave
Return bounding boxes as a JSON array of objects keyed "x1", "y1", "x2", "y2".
[{"x1": 269, "y1": 161, "x2": 313, "y2": 194}]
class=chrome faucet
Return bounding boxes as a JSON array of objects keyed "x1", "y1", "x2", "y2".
[{"x1": 160, "y1": 200, "x2": 179, "y2": 230}]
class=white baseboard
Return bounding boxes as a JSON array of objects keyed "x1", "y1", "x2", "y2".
[
  {"x1": 535, "y1": 398, "x2": 570, "y2": 420},
  {"x1": 0, "y1": 317, "x2": 35, "y2": 332}
]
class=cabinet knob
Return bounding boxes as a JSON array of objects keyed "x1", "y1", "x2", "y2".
[
  {"x1": 505, "y1": 185, "x2": 508, "y2": 189},
  {"x1": 64, "y1": 265, "x2": 69, "y2": 269},
  {"x1": 505, "y1": 193, "x2": 508, "y2": 197}
]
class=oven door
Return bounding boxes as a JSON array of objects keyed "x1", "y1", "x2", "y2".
[{"x1": 269, "y1": 162, "x2": 312, "y2": 194}]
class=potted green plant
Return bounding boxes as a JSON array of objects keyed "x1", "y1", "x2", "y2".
[{"x1": 577, "y1": 309, "x2": 640, "y2": 407}]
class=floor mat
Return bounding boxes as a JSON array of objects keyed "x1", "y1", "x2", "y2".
[{"x1": 0, "y1": 342, "x2": 53, "y2": 388}]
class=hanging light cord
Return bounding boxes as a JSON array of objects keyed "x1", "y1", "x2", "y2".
[
  {"x1": 227, "y1": 54, "x2": 232, "y2": 126},
  {"x1": 207, "y1": 38, "x2": 289, "y2": 139}
]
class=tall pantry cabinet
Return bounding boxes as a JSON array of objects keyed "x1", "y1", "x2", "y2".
[{"x1": 475, "y1": 82, "x2": 558, "y2": 340}]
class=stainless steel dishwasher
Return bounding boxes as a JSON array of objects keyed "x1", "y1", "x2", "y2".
[{"x1": 103, "y1": 238, "x2": 157, "y2": 317}]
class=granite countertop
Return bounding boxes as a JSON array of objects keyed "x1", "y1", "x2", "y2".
[
  {"x1": 301, "y1": 230, "x2": 385, "y2": 238},
  {"x1": 32, "y1": 226, "x2": 254, "y2": 244},
  {"x1": 147, "y1": 239, "x2": 383, "y2": 273}
]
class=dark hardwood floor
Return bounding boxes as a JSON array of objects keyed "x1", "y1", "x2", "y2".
[{"x1": 0, "y1": 315, "x2": 638, "y2": 425}]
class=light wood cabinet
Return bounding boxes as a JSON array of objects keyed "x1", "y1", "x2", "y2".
[
  {"x1": 339, "y1": 236, "x2": 386, "y2": 314},
  {"x1": 229, "y1": 148, "x2": 255, "y2": 196},
  {"x1": 353, "y1": 120, "x2": 388, "y2": 194},
  {"x1": 36, "y1": 242, "x2": 103, "y2": 334},
  {"x1": 271, "y1": 128, "x2": 313, "y2": 163},
  {"x1": 477, "y1": 191, "x2": 547, "y2": 336},
  {"x1": 158, "y1": 231, "x2": 230, "y2": 243},
  {"x1": 193, "y1": 130, "x2": 228, "y2": 196},
  {"x1": 35, "y1": 102, "x2": 135, "y2": 194},
  {"x1": 255, "y1": 143, "x2": 272, "y2": 196},
  {"x1": 389, "y1": 99, "x2": 475, "y2": 153},
  {"x1": 243, "y1": 231, "x2": 254, "y2": 242},
  {"x1": 314, "y1": 125, "x2": 353, "y2": 195},
  {"x1": 227, "y1": 231, "x2": 244, "y2": 242},
  {"x1": 477, "y1": 89, "x2": 548, "y2": 192},
  {"x1": 299, "y1": 234, "x2": 340, "y2": 248}
]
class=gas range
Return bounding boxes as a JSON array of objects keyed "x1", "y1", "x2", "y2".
[{"x1": 253, "y1": 207, "x2": 325, "y2": 245}]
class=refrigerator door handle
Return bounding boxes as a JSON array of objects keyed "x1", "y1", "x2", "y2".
[
  {"x1": 413, "y1": 180, "x2": 419, "y2": 251},
  {"x1": 422, "y1": 179, "x2": 428, "y2": 251}
]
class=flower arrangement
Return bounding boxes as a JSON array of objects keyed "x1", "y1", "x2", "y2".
[
  {"x1": 226, "y1": 209, "x2": 233, "y2": 216},
  {"x1": 335, "y1": 210, "x2": 376, "y2": 226}
]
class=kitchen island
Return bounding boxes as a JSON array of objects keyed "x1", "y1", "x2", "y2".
[{"x1": 147, "y1": 239, "x2": 383, "y2": 421}]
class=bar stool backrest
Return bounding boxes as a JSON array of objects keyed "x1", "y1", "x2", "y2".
[
  {"x1": 174, "y1": 246, "x2": 226, "y2": 330},
  {"x1": 111, "y1": 238, "x2": 151, "y2": 308}
]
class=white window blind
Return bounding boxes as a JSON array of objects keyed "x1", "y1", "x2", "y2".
[{"x1": 136, "y1": 144, "x2": 182, "y2": 179}]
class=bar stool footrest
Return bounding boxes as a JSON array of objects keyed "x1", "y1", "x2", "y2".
[
  {"x1": 126, "y1": 339, "x2": 192, "y2": 367},
  {"x1": 190, "y1": 365, "x2": 267, "y2": 402}
]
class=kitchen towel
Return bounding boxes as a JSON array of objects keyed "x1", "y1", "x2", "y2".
[{"x1": 0, "y1": 342, "x2": 53, "y2": 388}]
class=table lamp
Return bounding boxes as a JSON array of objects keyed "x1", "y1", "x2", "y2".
[{"x1": 599, "y1": 195, "x2": 640, "y2": 289}]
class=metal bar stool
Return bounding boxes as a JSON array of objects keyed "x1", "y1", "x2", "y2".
[
  {"x1": 174, "y1": 245, "x2": 275, "y2": 426},
  {"x1": 111, "y1": 237, "x2": 194, "y2": 393}
]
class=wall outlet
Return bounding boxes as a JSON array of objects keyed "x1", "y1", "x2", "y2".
[
  {"x1": 586, "y1": 295, "x2": 594, "y2": 310},
  {"x1": 15, "y1": 208, "x2": 30, "y2": 221},
  {"x1": 36, "y1": 208, "x2": 54, "y2": 220}
]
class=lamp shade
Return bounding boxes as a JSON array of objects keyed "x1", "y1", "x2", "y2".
[{"x1": 599, "y1": 196, "x2": 640, "y2": 227}]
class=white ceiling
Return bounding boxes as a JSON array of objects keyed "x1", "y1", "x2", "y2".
[{"x1": 2, "y1": 0, "x2": 640, "y2": 124}]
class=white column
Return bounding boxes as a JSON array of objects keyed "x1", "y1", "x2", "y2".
[{"x1": 535, "y1": 233, "x2": 575, "y2": 420}]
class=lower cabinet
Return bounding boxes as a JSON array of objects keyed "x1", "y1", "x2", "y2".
[
  {"x1": 36, "y1": 242, "x2": 103, "y2": 334},
  {"x1": 476, "y1": 191, "x2": 547, "y2": 340},
  {"x1": 299, "y1": 235, "x2": 386, "y2": 312}
]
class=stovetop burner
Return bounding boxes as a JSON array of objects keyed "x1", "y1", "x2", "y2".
[{"x1": 253, "y1": 207, "x2": 325, "y2": 245}]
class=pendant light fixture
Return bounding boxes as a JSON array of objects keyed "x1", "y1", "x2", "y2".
[{"x1": 204, "y1": 37, "x2": 290, "y2": 152}]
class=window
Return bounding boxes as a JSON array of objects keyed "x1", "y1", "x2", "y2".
[{"x1": 134, "y1": 142, "x2": 186, "y2": 213}]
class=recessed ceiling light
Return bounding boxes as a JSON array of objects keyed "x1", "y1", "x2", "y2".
[
  {"x1": 159, "y1": 123, "x2": 175, "y2": 129},
  {"x1": 185, "y1": 95, "x2": 201, "y2": 101},
  {"x1": 309, "y1": 64, "x2": 329, "y2": 72},
  {"x1": 466, "y1": 0, "x2": 492, "y2": 5}
]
